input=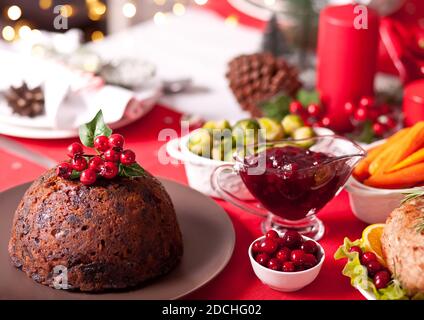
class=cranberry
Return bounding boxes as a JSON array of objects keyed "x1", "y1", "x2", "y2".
[
  {"x1": 289, "y1": 101, "x2": 304, "y2": 115},
  {"x1": 275, "y1": 247, "x2": 291, "y2": 263},
  {"x1": 108, "y1": 134, "x2": 125, "y2": 149},
  {"x1": 372, "y1": 122, "x2": 386, "y2": 136},
  {"x1": 104, "y1": 148, "x2": 121, "y2": 162},
  {"x1": 374, "y1": 270, "x2": 391, "y2": 289},
  {"x1": 280, "y1": 230, "x2": 302, "y2": 249},
  {"x1": 319, "y1": 116, "x2": 331, "y2": 127},
  {"x1": 282, "y1": 261, "x2": 296, "y2": 272},
  {"x1": 67, "y1": 142, "x2": 83, "y2": 158},
  {"x1": 343, "y1": 102, "x2": 355, "y2": 115},
  {"x1": 354, "y1": 107, "x2": 368, "y2": 122},
  {"x1": 303, "y1": 253, "x2": 318, "y2": 269},
  {"x1": 307, "y1": 103, "x2": 321, "y2": 117},
  {"x1": 88, "y1": 156, "x2": 104, "y2": 172},
  {"x1": 349, "y1": 246, "x2": 362, "y2": 257},
  {"x1": 120, "y1": 149, "x2": 136, "y2": 165},
  {"x1": 255, "y1": 253, "x2": 270, "y2": 266},
  {"x1": 265, "y1": 230, "x2": 279, "y2": 240},
  {"x1": 386, "y1": 116, "x2": 397, "y2": 129},
  {"x1": 267, "y1": 258, "x2": 281, "y2": 271},
  {"x1": 100, "y1": 161, "x2": 119, "y2": 179},
  {"x1": 361, "y1": 252, "x2": 377, "y2": 265},
  {"x1": 259, "y1": 239, "x2": 278, "y2": 255},
  {"x1": 366, "y1": 260, "x2": 382, "y2": 277},
  {"x1": 252, "y1": 241, "x2": 262, "y2": 253},
  {"x1": 72, "y1": 155, "x2": 88, "y2": 171},
  {"x1": 94, "y1": 135, "x2": 110, "y2": 152},
  {"x1": 290, "y1": 249, "x2": 306, "y2": 266},
  {"x1": 379, "y1": 104, "x2": 390, "y2": 115},
  {"x1": 359, "y1": 96, "x2": 375, "y2": 109},
  {"x1": 56, "y1": 162, "x2": 72, "y2": 179},
  {"x1": 300, "y1": 240, "x2": 318, "y2": 255},
  {"x1": 80, "y1": 169, "x2": 97, "y2": 185}
]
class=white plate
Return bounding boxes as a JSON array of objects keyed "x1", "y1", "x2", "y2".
[{"x1": 0, "y1": 88, "x2": 161, "y2": 139}]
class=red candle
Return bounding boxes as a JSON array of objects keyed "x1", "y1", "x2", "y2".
[
  {"x1": 403, "y1": 79, "x2": 424, "y2": 127},
  {"x1": 317, "y1": 4, "x2": 380, "y2": 132}
]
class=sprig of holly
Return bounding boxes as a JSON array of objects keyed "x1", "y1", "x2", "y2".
[{"x1": 56, "y1": 110, "x2": 145, "y2": 185}]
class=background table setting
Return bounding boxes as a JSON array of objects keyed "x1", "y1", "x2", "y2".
[{"x1": 0, "y1": 0, "x2": 424, "y2": 301}]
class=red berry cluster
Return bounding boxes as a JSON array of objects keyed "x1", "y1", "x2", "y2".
[
  {"x1": 252, "y1": 230, "x2": 321, "y2": 272},
  {"x1": 289, "y1": 101, "x2": 329, "y2": 127},
  {"x1": 348, "y1": 246, "x2": 391, "y2": 290},
  {"x1": 343, "y1": 96, "x2": 397, "y2": 137},
  {"x1": 56, "y1": 134, "x2": 136, "y2": 186}
]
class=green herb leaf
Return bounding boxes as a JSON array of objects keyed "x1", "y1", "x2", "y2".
[
  {"x1": 119, "y1": 163, "x2": 146, "y2": 178},
  {"x1": 78, "y1": 110, "x2": 112, "y2": 147},
  {"x1": 69, "y1": 170, "x2": 81, "y2": 180},
  {"x1": 356, "y1": 120, "x2": 375, "y2": 144},
  {"x1": 296, "y1": 89, "x2": 320, "y2": 107},
  {"x1": 401, "y1": 189, "x2": 424, "y2": 204},
  {"x1": 259, "y1": 94, "x2": 291, "y2": 122}
]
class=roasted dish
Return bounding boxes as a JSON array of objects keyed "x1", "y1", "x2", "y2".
[{"x1": 381, "y1": 195, "x2": 424, "y2": 296}]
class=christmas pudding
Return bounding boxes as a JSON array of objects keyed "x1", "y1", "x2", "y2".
[{"x1": 8, "y1": 111, "x2": 183, "y2": 292}]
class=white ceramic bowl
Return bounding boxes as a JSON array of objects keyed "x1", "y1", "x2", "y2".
[
  {"x1": 248, "y1": 235, "x2": 325, "y2": 292},
  {"x1": 166, "y1": 127, "x2": 334, "y2": 198},
  {"x1": 345, "y1": 140, "x2": 420, "y2": 224}
]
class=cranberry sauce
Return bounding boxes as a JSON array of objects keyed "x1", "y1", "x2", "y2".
[{"x1": 239, "y1": 146, "x2": 350, "y2": 221}]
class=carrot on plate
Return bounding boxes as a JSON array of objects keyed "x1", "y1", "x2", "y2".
[
  {"x1": 368, "y1": 122, "x2": 424, "y2": 175},
  {"x1": 387, "y1": 148, "x2": 424, "y2": 173},
  {"x1": 364, "y1": 162, "x2": 424, "y2": 189},
  {"x1": 353, "y1": 128, "x2": 410, "y2": 181}
]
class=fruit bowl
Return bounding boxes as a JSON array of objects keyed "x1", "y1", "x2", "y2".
[
  {"x1": 345, "y1": 140, "x2": 420, "y2": 224},
  {"x1": 248, "y1": 232, "x2": 325, "y2": 292}
]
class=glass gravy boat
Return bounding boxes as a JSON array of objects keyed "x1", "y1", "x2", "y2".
[{"x1": 211, "y1": 135, "x2": 365, "y2": 240}]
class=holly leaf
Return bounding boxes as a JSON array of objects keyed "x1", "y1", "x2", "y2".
[
  {"x1": 259, "y1": 94, "x2": 291, "y2": 121},
  {"x1": 79, "y1": 110, "x2": 112, "y2": 147},
  {"x1": 296, "y1": 89, "x2": 320, "y2": 107},
  {"x1": 70, "y1": 170, "x2": 81, "y2": 180},
  {"x1": 119, "y1": 163, "x2": 146, "y2": 178}
]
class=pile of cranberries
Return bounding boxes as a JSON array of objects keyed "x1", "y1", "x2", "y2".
[
  {"x1": 343, "y1": 96, "x2": 397, "y2": 137},
  {"x1": 289, "y1": 96, "x2": 398, "y2": 136},
  {"x1": 56, "y1": 134, "x2": 136, "y2": 186},
  {"x1": 349, "y1": 246, "x2": 391, "y2": 290},
  {"x1": 251, "y1": 230, "x2": 321, "y2": 272}
]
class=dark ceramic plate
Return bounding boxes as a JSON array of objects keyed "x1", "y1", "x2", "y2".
[{"x1": 0, "y1": 178, "x2": 235, "y2": 299}]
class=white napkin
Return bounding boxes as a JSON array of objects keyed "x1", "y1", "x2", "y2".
[{"x1": 0, "y1": 49, "x2": 134, "y2": 129}]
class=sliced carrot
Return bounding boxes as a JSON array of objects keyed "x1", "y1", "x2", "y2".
[
  {"x1": 368, "y1": 122, "x2": 424, "y2": 175},
  {"x1": 387, "y1": 148, "x2": 424, "y2": 173},
  {"x1": 364, "y1": 162, "x2": 424, "y2": 189},
  {"x1": 353, "y1": 128, "x2": 410, "y2": 181}
]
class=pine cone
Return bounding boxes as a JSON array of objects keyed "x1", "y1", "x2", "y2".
[
  {"x1": 5, "y1": 83, "x2": 45, "y2": 117},
  {"x1": 226, "y1": 53, "x2": 302, "y2": 116}
]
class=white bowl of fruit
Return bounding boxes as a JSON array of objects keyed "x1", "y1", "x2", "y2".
[
  {"x1": 166, "y1": 115, "x2": 334, "y2": 198},
  {"x1": 248, "y1": 230, "x2": 325, "y2": 292}
]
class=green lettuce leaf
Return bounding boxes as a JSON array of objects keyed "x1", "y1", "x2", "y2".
[{"x1": 334, "y1": 237, "x2": 408, "y2": 300}]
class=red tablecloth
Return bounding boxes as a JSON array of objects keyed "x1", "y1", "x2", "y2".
[{"x1": 0, "y1": 105, "x2": 366, "y2": 299}]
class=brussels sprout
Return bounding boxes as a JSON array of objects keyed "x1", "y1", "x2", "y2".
[
  {"x1": 211, "y1": 135, "x2": 234, "y2": 161},
  {"x1": 281, "y1": 114, "x2": 304, "y2": 136},
  {"x1": 258, "y1": 117, "x2": 285, "y2": 141},
  {"x1": 188, "y1": 128, "x2": 213, "y2": 158},
  {"x1": 292, "y1": 126, "x2": 316, "y2": 148},
  {"x1": 203, "y1": 120, "x2": 232, "y2": 131},
  {"x1": 232, "y1": 119, "x2": 262, "y2": 148}
]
